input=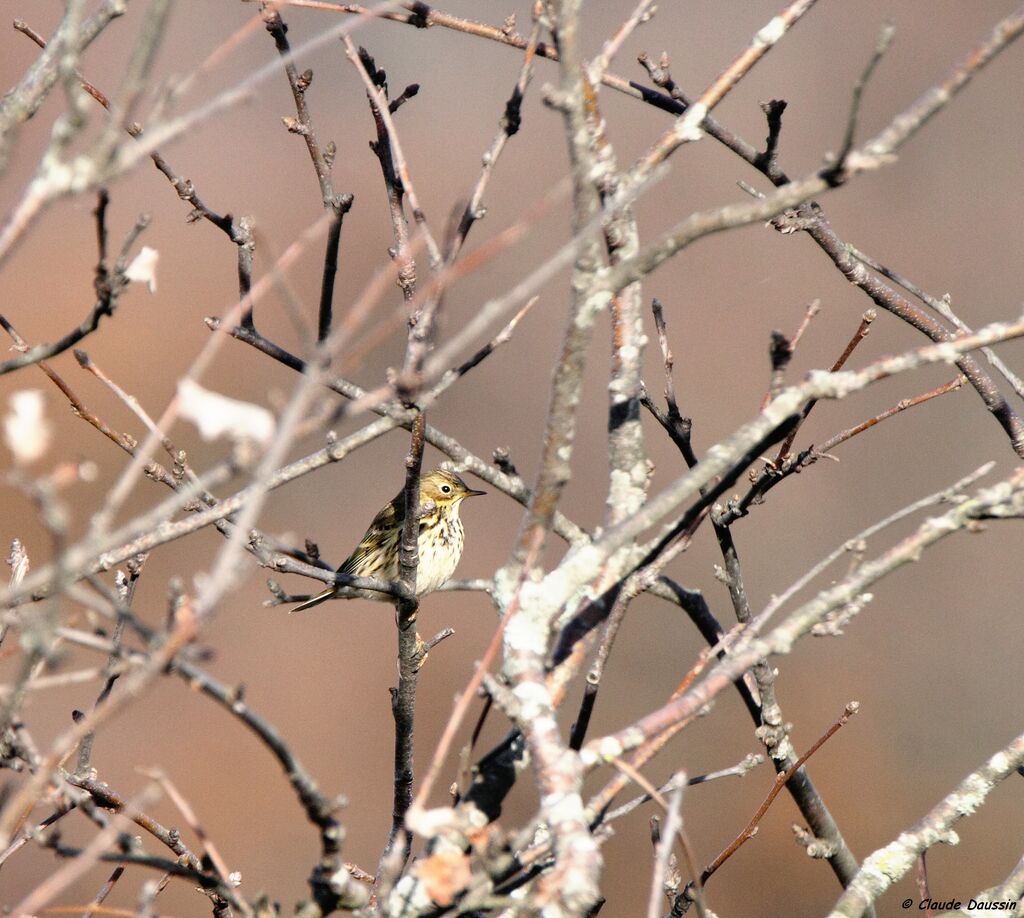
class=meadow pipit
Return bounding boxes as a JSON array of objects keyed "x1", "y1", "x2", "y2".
[{"x1": 292, "y1": 467, "x2": 485, "y2": 611}]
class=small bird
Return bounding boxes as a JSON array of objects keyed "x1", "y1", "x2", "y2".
[{"x1": 291, "y1": 467, "x2": 485, "y2": 611}]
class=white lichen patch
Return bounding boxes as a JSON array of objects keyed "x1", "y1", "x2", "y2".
[
  {"x1": 608, "y1": 467, "x2": 644, "y2": 517},
  {"x1": 541, "y1": 790, "x2": 585, "y2": 827},
  {"x1": 755, "y1": 15, "x2": 787, "y2": 46},
  {"x1": 867, "y1": 839, "x2": 916, "y2": 880},
  {"x1": 588, "y1": 735, "x2": 625, "y2": 765},
  {"x1": 512, "y1": 681, "x2": 553, "y2": 720},
  {"x1": 954, "y1": 773, "x2": 991, "y2": 816}
]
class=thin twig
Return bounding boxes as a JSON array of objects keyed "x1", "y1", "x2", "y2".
[
  {"x1": 817, "y1": 376, "x2": 965, "y2": 454},
  {"x1": 847, "y1": 243, "x2": 1024, "y2": 400},
  {"x1": 829, "y1": 24, "x2": 896, "y2": 176},
  {"x1": 344, "y1": 36, "x2": 441, "y2": 269},
  {"x1": 699, "y1": 702, "x2": 859, "y2": 886},
  {"x1": 644, "y1": 782, "x2": 689, "y2": 918},
  {"x1": 774, "y1": 310, "x2": 875, "y2": 462}
]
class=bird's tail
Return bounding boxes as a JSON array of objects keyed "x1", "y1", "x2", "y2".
[{"x1": 290, "y1": 587, "x2": 336, "y2": 613}]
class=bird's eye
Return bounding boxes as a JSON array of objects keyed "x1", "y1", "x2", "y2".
[{"x1": 441, "y1": 485, "x2": 451, "y2": 493}]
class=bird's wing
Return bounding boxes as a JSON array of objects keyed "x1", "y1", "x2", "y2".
[
  {"x1": 371, "y1": 490, "x2": 405, "y2": 530},
  {"x1": 292, "y1": 490, "x2": 406, "y2": 610},
  {"x1": 338, "y1": 491, "x2": 404, "y2": 575}
]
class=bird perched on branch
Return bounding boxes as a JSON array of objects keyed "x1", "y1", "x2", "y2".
[{"x1": 291, "y1": 467, "x2": 485, "y2": 611}]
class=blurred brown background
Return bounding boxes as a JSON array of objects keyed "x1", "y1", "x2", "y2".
[{"x1": 2, "y1": 1, "x2": 1024, "y2": 914}]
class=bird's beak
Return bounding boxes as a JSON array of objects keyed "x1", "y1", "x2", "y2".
[{"x1": 466, "y1": 488, "x2": 486, "y2": 497}]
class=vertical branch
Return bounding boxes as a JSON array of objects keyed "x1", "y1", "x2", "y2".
[
  {"x1": 646, "y1": 785, "x2": 684, "y2": 918},
  {"x1": 398, "y1": 411, "x2": 425, "y2": 616},
  {"x1": 318, "y1": 204, "x2": 348, "y2": 343},
  {"x1": 509, "y1": 2, "x2": 606, "y2": 566},
  {"x1": 445, "y1": 20, "x2": 542, "y2": 265},
  {"x1": 495, "y1": 5, "x2": 607, "y2": 914},
  {"x1": 261, "y1": 2, "x2": 355, "y2": 341},
  {"x1": 714, "y1": 473, "x2": 867, "y2": 898},
  {"x1": 645, "y1": 301, "x2": 869, "y2": 900},
  {"x1": 0, "y1": 540, "x2": 39, "y2": 754},
  {"x1": 75, "y1": 557, "x2": 146, "y2": 776},
  {"x1": 343, "y1": 40, "x2": 441, "y2": 270},
  {"x1": 773, "y1": 310, "x2": 874, "y2": 463},
  {"x1": 378, "y1": 410, "x2": 426, "y2": 884},
  {"x1": 606, "y1": 283, "x2": 650, "y2": 524},
  {"x1": 591, "y1": 81, "x2": 651, "y2": 538},
  {"x1": 345, "y1": 38, "x2": 441, "y2": 312},
  {"x1": 260, "y1": 2, "x2": 340, "y2": 210},
  {"x1": 236, "y1": 216, "x2": 257, "y2": 330}
]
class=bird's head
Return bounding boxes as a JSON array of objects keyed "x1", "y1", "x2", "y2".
[{"x1": 419, "y1": 468, "x2": 486, "y2": 510}]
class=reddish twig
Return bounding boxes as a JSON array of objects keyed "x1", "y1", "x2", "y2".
[
  {"x1": 699, "y1": 702, "x2": 859, "y2": 885},
  {"x1": 774, "y1": 309, "x2": 875, "y2": 462},
  {"x1": 817, "y1": 376, "x2": 965, "y2": 454}
]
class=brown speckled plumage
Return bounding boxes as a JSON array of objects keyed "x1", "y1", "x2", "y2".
[{"x1": 291, "y1": 468, "x2": 484, "y2": 611}]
